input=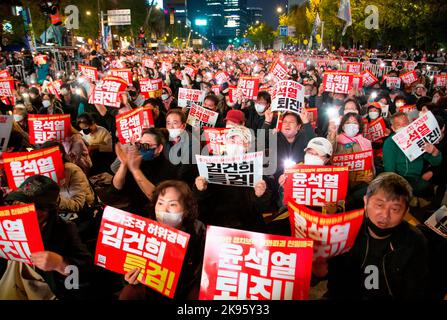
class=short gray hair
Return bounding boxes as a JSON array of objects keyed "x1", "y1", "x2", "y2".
[{"x1": 366, "y1": 173, "x2": 413, "y2": 207}]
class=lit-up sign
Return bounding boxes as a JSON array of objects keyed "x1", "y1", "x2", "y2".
[{"x1": 195, "y1": 19, "x2": 207, "y2": 26}]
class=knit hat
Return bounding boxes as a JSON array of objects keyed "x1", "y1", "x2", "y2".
[{"x1": 225, "y1": 110, "x2": 245, "y2": 125}]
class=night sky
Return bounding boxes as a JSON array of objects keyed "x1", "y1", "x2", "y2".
[{"x1": 248, "y1": 0, "x2": 289, "y2": 28}]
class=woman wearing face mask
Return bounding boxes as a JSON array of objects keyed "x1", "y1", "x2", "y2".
[
  {"x1": 112, "y1": 128, "x2": 178, "y2": 217},
  {"x1": 160, "y1": 86, "x2": 177, "y2": 112},
  {"x1": 119, "y1": 180, "x2": 206, "y2": 300},
  {"x1": 38, "y1": 93, "x2": 64, "y2": 115}
]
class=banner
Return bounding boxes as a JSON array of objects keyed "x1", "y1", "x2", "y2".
[
  {"x1": 0, "y1": 70, "x2": 10, "y2": 78},
  {"x1": 322, "y1": 72, "x2": 353, "y2": 94},
  {"x1": 398, "y1": 104, "x2": 416, "y2": 114},
  {"x1": 0, "y1": 204, "x2": 44, "y2": 264},
  {"x1": 199, "y1": 225, "x2": 313, "y2": 300},
  {"x1": 332, "y1": 150, "x2": 374, "y2": 181},
  {"x1": 392, "y1": 111, "x2": 441, "y2": 161},
  {"x1": 283, "y1": 165, "x2": 349, "y2": 207},
  {"x1": 204, "y1": 127, "x2": 230, "y2": 155},
  {"x1": 139, "y1": 78, "x2": 163, "y2": 99},
  {"x1": 269, "y1": 59, "x2": 288, "y2": 82},
  {"x1": 28, "y1": 114, "x2": 71, "y2": 145},
  {"x1": 116, "y1": 107, "x2": 154, "y2": 144},
  {"x1": 271, "y1": 80, "x2": 304, "y2": 115},
  {"x1": 424, "y1": 205, "x2": 447, "y2": 239},
  {"x1": 306, "y1": 108, "x2": 318, "y2": 129},
  {"x1": 0, "y1": 78, "x2": 15, "y2": 97},
  {"x1": 385, "y1": 77, "x2": 401, "y2": 89},
  {"x1": 214, "y1": 71, "x2": 229, "y2": 85},
  {"x1": 0, "y1": 115, "x2": 13, "y2": 152},
  {"x1": 362, "y1": 69, "x2": 378, "y2": 87},
  {"x1": 110, "y1": 68, "x2": 133, "y2": 85},
  {"x1": 346, "y1": 62, "x2": 362, "y2": 74},
  {"x1": 237, "y1": 76, "x2": 260, "y2": 100},
  {"x1": 400, "y1": 71, "x2": 418, "y2": 85},
  {"x1": 434, "y1": 75, "x2": 447, "y2": 88},
  {"x1": 95, "y1": 206, "x2": 190, "y2": 299},
  {"x1": 3, "y1": 146, "x2": 64, "y2": 189},
  {"x1": 184, "y1": 65, "x2": 198, "y2": 79},
  {"x1": 288, "y1": 201, "x2": 363, "y2": 259},
  {"x1": 79, "y1": 64, "x2": 98, "y2": 82},
  {"x1": 186, "y1": 103, "x2": 219, "y2": 128},
  {"x1": 196, "y1": 151, "x2": 263, "y2": 187},
  {"x1": 365, "y1": 117, "x2": 387, "y2": 142},
  {"x1": 178, "y1": 88, "x2": 206, "y2": 108},
  {"x1": 88, "y1": 76, "x2": 128, "y2": 108}
]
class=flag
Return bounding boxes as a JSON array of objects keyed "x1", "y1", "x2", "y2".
[
  {"x1": 337, "y1": 0, "x2": 352, "y2": 36},
  {"x1": 312, "y1": 13, "x2": 321, "y2": 36}
]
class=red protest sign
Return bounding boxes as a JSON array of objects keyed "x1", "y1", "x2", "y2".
[
  {"x1": 95, "y1": 206, "x2": 190, "y2": 299},
  {"x1": 227, "y1": 85, "x2": 238, "y2": 104},
  {"x1": 346, "y1": 62, "x2": 362, "y2": 74},
  {"x1": 28, "y1": 114, "x2": 71, "y2": 145},
  {"x1": 288, "y1": 201, "x2": 364, "y2": 259},
  {"x1": 400, "y1": 71, "x2": 418, "y2": 85},
  {"x1": 366, "y1": 117, "x2": 387, "y2": 142},
  {"x1": 0, "y1": 78, "x2": 15, "y2": 97},
  {"x1": 214, "y1": 71, "x2": 229, "y2": 84},
  {"x1": 0, "y1": 70, "x2": 10, "y2": 78},
  {"x1": 238, "y1": 76, "x2": 260, "y2": 100},
  {"x1": 271, "y1": 80, "x2": 305, "y2": 114},
  {"x1": 361, "y1": 69, "x2": 379, "y2": 87},
  {"x1": 306, "y1": 108, "x2": 318, "y2": 129},
  {"x1": 269, "y1": 59, "x2": 288, "y2": 82},
  {"x1": 116, "y1": 107, "x2": 154, "y2": 144},
  {"x1": 3, "y1": 146, "x2": 65, "y2": 190},
  {"x1": 404, "y1": 61, "x2": 416, "y2": 71},
  {"x1": 79, "y1": 64, "x2": 98, "y2": 82},
  {"x1": 385, "y1": 77, "x2": 401, "y2": 89},
  {"x1": 139, "y1": 78, "x2": 163, "y2": 99},
  {"x1": 294, "y1": 61, "x2": 307, "y2": 71},
  {"x1": 110, "y1": 68, "x2": 133, "y2": 85},
  {"x1": 434, "y1": 75, "x2": 447, "y2": 88},
  {"x1": 178, "y1": 88, "x2": 206, "y2": 108},
  {"x1": 199, "y1": 225, "x2": 314, "y2": 300},
  {"x1": 88, "y1": 76, "x2": 128, "y2": 108},
  {"x1": 33, "y1": 55, "x2": 47, "y2": 65},
  {"x1": 332, "y1": 150, "x2": 374, "y2": 182},
  {"x1": 398, "y1": 104, "x2": 416, "y2": 114},
  {"x1": 204, "y1": 127, "x2": 230, "y2": 155},
  {"x1": 323, "y1": 72, "x2": 353, "y2": 94},
  {"x1": 45, "y1": 80, "x2": 62, "y2": 99},
  {"x1": 0, "y1": 96, "x2": 14, "y2": 106},
  {"x1": 0, "y1": 204, "x2": 44, "y2": 264},
  {"x1": 142, "y1": 58, "x2": 155, "y2": 69},
  {"x1": 283, "y1": 165, "x2": 349, "y2": 207},
  {"x1": 211, "y1": 85, "x2": 220, "y2": 96},
  {"x1": 184, "y1": 65, "x2": 198, "y2": 79},
  {"x1": 187, "y1": 103, "x2": 219, "y2": 128}
]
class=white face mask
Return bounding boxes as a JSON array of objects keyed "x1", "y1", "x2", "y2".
[
  {"x1": 369, "y1": 111, "x2": 380, "y2": 120},
  {"x1": 255, "y1": 103, "x2": 265, "y2": 113},
  {"x1": 343, "y1": 123, "x2": 359, "y2": 137},
  {"x1": 226, "y1": 144, "x2": 245, "y2": 157},
  {"x1": 161, "y1": 94, "x2": 169, "y2": 101},
  {"x1": 196, "y1": 77, "x2": 202, "y2": 83},
  {"x1": 156, "y1": 211, "x2": 183, "y2": 229},
  {"x1": 304, "y1": 154, "x2": 325, "y2": 166},
  {"x1": 42, "y1": 100, "x2": 51, "y2": 108},
  {"x1": 168, "y1": 128, "x2": 183, "y2": 141},
  {"x1": 13, "y1": 114, "x2": 24, "y2": 122}
]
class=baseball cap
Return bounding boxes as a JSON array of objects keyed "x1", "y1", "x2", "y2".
[
  {"x1": 305, "y1": 137, "x2": 333, "y2": 157},
  {"x1": 225, "y1": 110, "x2": 245, "y2": 125}
]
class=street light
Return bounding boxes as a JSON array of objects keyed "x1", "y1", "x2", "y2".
[
  {"x1": 256, "y1": 20, "x2": 260, "y2": 25},
  {"x1": 277, "y1": 7, "x2": 283, "y2": 14},
  {"x1": 86, "y1": 11, "x2": 91, "y2": 16}
]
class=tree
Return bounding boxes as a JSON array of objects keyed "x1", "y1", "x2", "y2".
[{"x1": 246, "y1": 23, "x2": 275, "y2": 49}]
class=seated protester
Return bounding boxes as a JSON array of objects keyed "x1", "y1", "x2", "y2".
[
  {"x1": 193, "y1": 125, "x2": 273, "y2": 232},
  {"x1": 62, "y1": 126, "x2": 92, "y2": 176},
  {"x1": 12, "y1": 103, "x2": 29, "y2": 132},
  {"x1": 111, "y1": 128, "x2": 178, "y2": 216},
  {"x1": 383, "y1": 112, "x2": 442, "y2": 198},
  {"x1": 119, "y1": 180, "x2": 206, "y2": 300},
  {"x1": 374, "y1": 92, "x2": 394, "y2": 117},
  {"x1": 60, "y1": 83, "x2": 89, "y2": 124},
  {"x1": 315, "y1": 85, "x2": 347, "y2": 137},
  {"x1": 243, "y1": 91, "x2": 276, "y2": 132},
  {"x1": 41, "y1": 141, "x2": 95, "y2": 221},
  {"x1": 324, "y1": 173, "x2": 429, "y2": 300},
  {"x1": 165, "y1": 109, "x2": 199, "y2": 187},
  {"x1": 160, "y1": 86, "x2": 177, "y2": 112},
  {"x1": 77, "y1": 112, "x2": 114, "y2": 175},
  {"x1": 201, "y1": 94, "x2": 225, "y2": 128},
  {"x1": 29, "y1": 87, "x2": 43, "y2": 112},
  {"x1": 39, "y1": 93, "x2": 64, "y2": 115},
  {"x1": 274, "y1": 110, "x2": 316, "y2": 184},
  {"x1": 409, "y1": 83, "x2": 428, "y2": 105},
  {"x1": 2, "y1": 175, "x2": 93, "y2": 300},
  {"x1": 329, "y1": 112, "x2": 374, "y2": 209},
  {"x1": 340, "y1": 98, "x2": 361, "y2": 116},
  {"x1": 224, "y1": 109, "x2": 245, "y2": 128},
  {"x1": 143, "y1": 98, "x2": 166, "y2": 128},
  {"x1": 127, "y1": 85, "x2": 145, "y2": 107}
]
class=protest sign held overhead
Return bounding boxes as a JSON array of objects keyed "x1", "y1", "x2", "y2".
[
  {"x1": 116, "y1": 107, "x2": 154, "y2": 144},
  {"x1": 88, "y1": 76, "x2": 128, "y2": 108},
  {"x1": 178, "y1": 88, "x2": 206, "y2": 108},
  {"x1": 271, "y1": 80, "x2": 305, "y2": 115},
  {"x1": 186, "y1": 103, "x2": 219, "y2": 128}
]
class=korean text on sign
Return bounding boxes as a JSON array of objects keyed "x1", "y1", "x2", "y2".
[
  {"x1": 332, "y1": 150, "x2": 374, "y2": 182},
  {"x1": 79, "y1": 65, "x2": 98, "y2": 82},
  {"x1": 288, "y1": 201, "x2": 363, "y2": 260},
  {"x1": 0, "y1": 78, "x2": 15, "y2": 97},
  {"x1": 392, "y1": 111, "x2": 442, "y2": 161},
  {"x1": 2, "y1": 146, "x2": 65, "y2": 190},
  {"x1": 196, "y1": 151, "x2": 263, "y2": 188},
  {"x1": 283, "y1": 165, "x2": 349, "y2": 207},
  {"x1": 238, "y1": 76, "x2": 260, "y2": 100},
  {"x1": 88, "y1": 76, "x2": 127, "y2": 108},
  {"x1": 323, "y1": 72, "x2": 353, "y2": 94},
  {"x1": 186, "y1": 103, "x2": 219, "y2": 128},
  {"x1": 199, "y1": 226, "x2": 314, "y2": 300},
  {"x1": 28, "y1": 114, "x2": 71, "y2": 145},
  {"x1": 95, "y1": 206, "x2": 190, "y2": 298},
  {"x1": 204, "y1": 127, "x2": 230, "y2": 155},
  {"x1": 178, "y1": 88, "x2": 206, "y2": 108},
  {"x1": 0, "y1": 204, "x2": 44, "y2": 264},
  {"x1": 365, "y1": 117, "x2": 387, "y2": 142},
  {"x1": 269, "y1": 59, "x2": 288, "y2": 82},
  {"x1": 110, "y1": 68, "x2": 133, "y2": 85},
  {"x1": 139, "y1": 78, "x2": 163, "y2": 99},
  {"x1": 271, "y1": 80, "x2": 305, "y2": 115},
  {"x1": 116, "y1": 107, "x2": 155, "y2": 144},
  {"x1": 362, "y1": 69, "x2": 379, "y2": 87}
]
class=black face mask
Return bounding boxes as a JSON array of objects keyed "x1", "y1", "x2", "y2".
[
  {"x1": 81, "y1": 128, "x2": 92, "y2": 135},
  {"x1": 366, "y1": 217, "x2": 400, "y2": 238}
]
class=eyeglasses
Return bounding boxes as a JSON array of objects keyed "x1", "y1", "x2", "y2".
[{"x1": 134, "y1": 142, "x2": 157, "y2": 151}]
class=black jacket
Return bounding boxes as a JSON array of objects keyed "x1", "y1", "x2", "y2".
[{"x1": 326, "y1": 220, "x2": 429, "y2": 300}]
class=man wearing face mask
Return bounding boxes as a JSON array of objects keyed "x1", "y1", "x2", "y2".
[
  {"x1": 12, "y1": 103, "x2": 29, "y2": 132},
  {"x1": 383, "y1": 112, "x2": 442, "y2": 198},
  {"x1": 243, "y1": 91, "x2": 275, "y2": 132},
  {"x1": 324, "y1": 173, "x2": 429, "y2": 300},
  {"x1": 112, "y1": 128, "x2": 178, "y2": 216}
]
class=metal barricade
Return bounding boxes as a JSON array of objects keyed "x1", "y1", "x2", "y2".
[{"x1": 6, "y1": 64, "x2": 26, "y2": 82}]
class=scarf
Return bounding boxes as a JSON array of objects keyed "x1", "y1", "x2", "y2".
[{"x1": 337, "y1": 133, "x2": 372, "y2": 151}]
